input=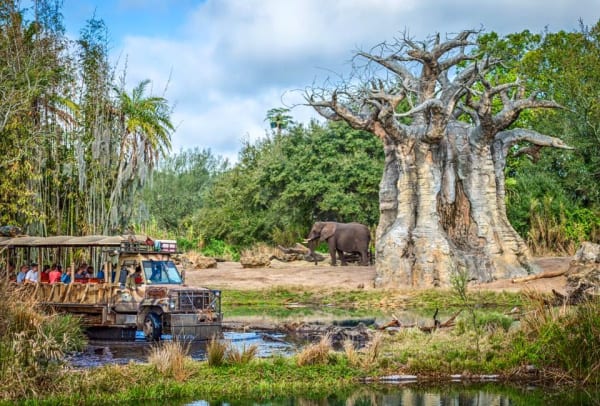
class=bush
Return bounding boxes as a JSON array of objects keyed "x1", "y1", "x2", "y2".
[{"x1": 201, "y1": 239, "x2": 240, "y2": 261}]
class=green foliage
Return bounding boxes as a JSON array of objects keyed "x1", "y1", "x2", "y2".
[
  {"x1": 503, "y1": 22, "x2": 600, "y2": 249},
  {"x1": 138, "y1": 148, "x2": 228, "y2": 235},
  {"x1": 193, "y1": 120, "x2": 383, "y2": 247},
  {"x1": 201, "y1": 239, "x2": 240, "y2": 261}
]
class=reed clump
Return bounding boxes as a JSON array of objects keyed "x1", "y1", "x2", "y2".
[
  {"x1": 296, "y1": 333, "x2": 332, "y2": 366},
  {"x1": 0, "y1": 281, "x2": 86, "y2": 401},
  {"x1": 206, "y1": 336, "x2": 258, "y2": 366},
  {"x1": 517, "y1": 294, "x2": 600, "y2": 385},
  {"x1": 148, "y1": 341, "x2": 193, "y2": 381},
  {"x1": 225, "y1": 343, "x2": 259, "y2": 364},
  {"x1": 206, "y1": 336, "x2": 227, "y2": 366}
]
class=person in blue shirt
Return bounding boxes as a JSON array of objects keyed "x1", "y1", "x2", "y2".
[
  {"x1": 16, "y1": 264, "x2": 27, "y2": 283},
  {"x1": 59, "y1": 265, "x2": 71, "y2": 284}
]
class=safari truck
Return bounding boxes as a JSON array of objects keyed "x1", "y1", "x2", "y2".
[{"x1": 0, "y1": 235, "x2": 222, "y2": 341}]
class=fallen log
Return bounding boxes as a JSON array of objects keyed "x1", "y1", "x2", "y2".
[{"x1": 511, "y1": 269, "x2": 568, "y2": 283}]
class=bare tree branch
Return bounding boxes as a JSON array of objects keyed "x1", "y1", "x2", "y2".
[{"x1": 495, "y1": 128, "x2": 574, "y2": 158}]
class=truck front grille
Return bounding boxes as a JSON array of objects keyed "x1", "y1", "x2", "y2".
[{"x1": 175, "y1": 290, "x2": 218, "y2": 312}]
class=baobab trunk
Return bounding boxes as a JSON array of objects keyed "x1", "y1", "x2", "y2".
[
  {"x1": 376, "y1": 124, "x2": 530, "y2": 286},
  {"x1": 306, "y1": 29, "x2": 572, "y2": 287}
]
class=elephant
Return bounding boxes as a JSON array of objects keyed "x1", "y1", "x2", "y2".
[{"x1": 305, "y1": 221, "x2": 371, "y2": 266}]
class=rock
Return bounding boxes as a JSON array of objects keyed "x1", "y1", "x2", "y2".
[
  {"x1": 179, "y1": 252, "x2": 218, "y2": 269},
  {"x1": 564, "y1": 242, "x2": 600, "y2": 304},
  {"x1": 240, "y1": 254, "x2": 271, "y2": 268},
  {"x1": 574, "y1": 241, "x2": 600, "y2": 262}
]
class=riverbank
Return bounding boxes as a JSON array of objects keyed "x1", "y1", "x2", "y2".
[{"x1": 4, "y1": 255, "x2": 600, "y2": 404}]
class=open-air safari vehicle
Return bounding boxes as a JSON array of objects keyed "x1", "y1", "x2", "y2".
[{"x1": 0, "y1": 235, "x2": 222, "y2": 341}]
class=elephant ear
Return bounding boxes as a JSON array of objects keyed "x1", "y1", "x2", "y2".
[{"x1": 320, "y1": 223, "x2": 336, "y2": 241}]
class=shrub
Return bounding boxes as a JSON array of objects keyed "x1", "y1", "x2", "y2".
[{"x1": 201, "y1": 239, "x2": 240, "y2": 261}]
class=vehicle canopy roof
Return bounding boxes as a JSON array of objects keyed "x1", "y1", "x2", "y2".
[{"x1": 0, "y1": 235, "x2": 149, "y2": 248}]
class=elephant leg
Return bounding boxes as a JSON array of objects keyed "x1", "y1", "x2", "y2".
[
  {"x1": 338, "y1": 249, "x2": 347, "y2": 266},
  {"x1": 360, "y1": 250, "x2": 368, "y2": 266},
  {"x1": 328, "y1": 240, "x2": 337, "y2": 266}
]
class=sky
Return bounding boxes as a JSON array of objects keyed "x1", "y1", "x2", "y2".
[{"x1": 60, "y1": 0, "x2": 599, "y2": 162}]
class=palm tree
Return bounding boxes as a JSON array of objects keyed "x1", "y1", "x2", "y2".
[
  {"x1": 265, "y1": 107, "x2": 293, "y2": 136},
  {"x1": 106, "y1": 79, "x2": 175, "y2": 233}
]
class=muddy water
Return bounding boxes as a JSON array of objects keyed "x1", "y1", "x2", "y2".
[{"x1": 68, "y1": 331, "x2": 296, "y2": 368}]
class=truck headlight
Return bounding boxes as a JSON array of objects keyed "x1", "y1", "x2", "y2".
[{"x1": 169, "y1": 298, "x2": 177, "y2": 310}]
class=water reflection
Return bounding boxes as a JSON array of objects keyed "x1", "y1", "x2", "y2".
[{"x1": 179, "y1": 385, "x2": 599, "y2": 406}]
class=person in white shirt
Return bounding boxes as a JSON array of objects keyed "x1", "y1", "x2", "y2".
[{"x1": 24, "y1": 263, "x2": 39, "y2": 283}]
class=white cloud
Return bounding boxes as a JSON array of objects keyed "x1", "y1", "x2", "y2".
[{"x1": 111, "y1": 0, "x2": 598, "y2": 160}]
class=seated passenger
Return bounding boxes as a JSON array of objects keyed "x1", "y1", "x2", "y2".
[
  {"x1": 40, "y1": 265, "x2": 50, "y2": 283},
  {"x1": 48, "y1": 264, "x2": 61, "y2": 283},
  {"x1": 74, "y1": 267, "x2": 86, "y2": 280},
  {"x1": 16, "y1": 265, "x2": 28, "y2": 283},
  {"x1": 59, "y1": 265, "x2": 71, "y2": 284},
  {"x1": 96, "y1": 268, "x2": 105, "y2": 281},
  {"x1": 24, "y1": 263, "x2": 39, "y2": 284}
]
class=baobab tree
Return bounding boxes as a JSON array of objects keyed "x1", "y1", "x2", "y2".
[{"x1": 306, "y1": 30, "x2": 573, "y2": 287}]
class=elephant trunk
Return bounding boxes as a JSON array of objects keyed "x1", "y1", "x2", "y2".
[{"x1": 305, "y1": 238, "x2": 318, "y2": 265}]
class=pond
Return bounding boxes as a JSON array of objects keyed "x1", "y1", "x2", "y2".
[
  {"x1": 68, "y1": 331, "x2": 297, "y2": 368},
  {"x1": 109, "y1": 384, "x2": 600, "y2": 405}
]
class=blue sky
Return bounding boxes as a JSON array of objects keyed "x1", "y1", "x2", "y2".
[{"x1": 60, "y1": 0, "x2": 599, "y2": 162}]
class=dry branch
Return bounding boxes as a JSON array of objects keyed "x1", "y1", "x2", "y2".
[{"x1": 511, "y1": 269, "x2": 568, "y2": 283}]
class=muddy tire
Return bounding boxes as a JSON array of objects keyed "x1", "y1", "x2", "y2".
[{"x1": 143, "y1": 312, "x2": 162, "y2": 341}]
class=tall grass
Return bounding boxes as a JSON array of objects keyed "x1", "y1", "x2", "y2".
[
  {"x1": 148, "y1": 341, "x2": 192, "y2": 381},
  {"x1": 206, "y1": 336, "x2": 227, "y2": 366},
  {"x1": 206, "y1": 336, "x2": 258, "y2": 366},
  {"x1": 296, "y1": 334, "x2": 332, "y2": 366},
  {"x1": 0, "y1": 281, "x2": 86, "y2": 400},
  {"x1": 518, "y1": 295, "x2": 600, "y2": 384}
]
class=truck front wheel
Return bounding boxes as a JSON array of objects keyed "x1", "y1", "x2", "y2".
[{"x1": 143, "y1": 312, "x2": 162, "y2": 341}]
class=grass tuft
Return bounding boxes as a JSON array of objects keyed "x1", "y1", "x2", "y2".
[
  {"x1": 296, "y1": 333, "x2": 332, "y2": 366},
  {"x1": 206, "y1": 335, "x2": 227, "y2": 367},
  {"x1": 343, "y1": 340, "x2": 361, "y2": 367},
  {"x1": 148, "y1": 341, "x2": 192, "y2": 381},
  {"x1": 225, "y1": 343, "x2": 258, "y2": 364}
]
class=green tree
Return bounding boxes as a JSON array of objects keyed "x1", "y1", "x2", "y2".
[
  {"x1": 138, "y1": 148, "x2": 228, "y2": 235},
  {"x1": 107, "y1": 79, "x2": 175, "y2": 233},
  {"x1": 265, "y1": 107, "x2": 293, "y2": 135},
  {"x1": 194, "y1": 120, "x2": 383, "y2": 247},
  {"x1": 501, "y1": 22, "x2": 600, "y2": 250}
]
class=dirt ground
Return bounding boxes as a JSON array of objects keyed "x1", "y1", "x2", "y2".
[{"x1": 185, "y1": 256, "x2": 572, "y2": 294}]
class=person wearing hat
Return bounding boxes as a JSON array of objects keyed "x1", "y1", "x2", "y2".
[{"x1": 24, "y1": 263, "x2": 39, "y2": 283}]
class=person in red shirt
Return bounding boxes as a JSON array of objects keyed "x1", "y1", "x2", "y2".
[
  {"x1": 48, "y1": 264, "x2": 61, "y2": 283},
  {"x1": 40, "y1": 264, "x2": 50, "y2": 283}
]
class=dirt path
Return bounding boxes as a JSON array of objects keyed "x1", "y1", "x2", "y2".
[{"x1": 185, "y1": 256, "x2": 572, "y2": 293}]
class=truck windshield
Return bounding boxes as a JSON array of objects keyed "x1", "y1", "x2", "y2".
[{"x1": 142, "y1": 261, "x2": 183, "y2": 284}]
